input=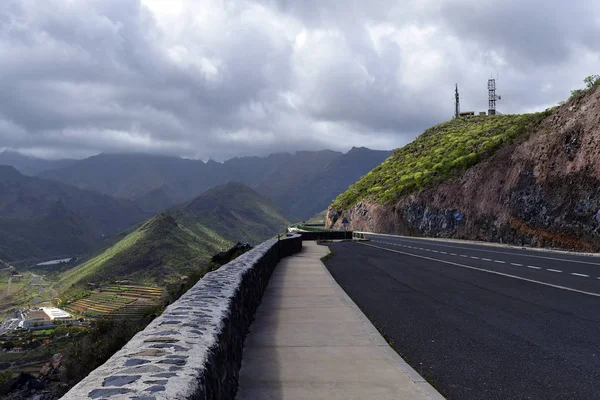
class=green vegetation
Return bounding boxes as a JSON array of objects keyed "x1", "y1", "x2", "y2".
[
  {"x1": 331, "y1": 112, "x2": 550, "y2": 210},
  {"x1": 55, "y1": 182, "x2": 288, "y2": 292},
  {"x1": 305, "y1": 210, "x2": 327, "y2": 225},
  {"x1": 567, "y1": 74, "x2": 600, "y2": 102},
  {"x1": 290, "y1": 224, "x2": 330, "y2": 232},
  {"x1": 55, "y1": 213, "x2": 231, "y2": 292},
  {"x1": 61, "y1": 285, "x2": 163, "y2": 319}
]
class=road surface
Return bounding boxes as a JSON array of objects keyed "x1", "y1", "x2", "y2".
[{"x1": 324, "y1": 234, "x2": 600, "y2": 400}]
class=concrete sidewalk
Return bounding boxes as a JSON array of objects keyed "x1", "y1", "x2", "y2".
[{"x1": 236, "y1": 241, "x2": 444, "y2": 400}]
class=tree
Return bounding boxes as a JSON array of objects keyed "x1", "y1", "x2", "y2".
[{"x1": 583, "y1": 75, "x2": 600, "y2": 89}]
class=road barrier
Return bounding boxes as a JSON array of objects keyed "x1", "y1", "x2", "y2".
[
  {"x1": 298, "y1": 231, "x2": 353, "y2": 241},
  {"x1": 61, "y1": 234, "x2": 302, "y2": 400}
]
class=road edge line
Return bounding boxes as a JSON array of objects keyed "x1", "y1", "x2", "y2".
[
  {"x1": 358, "y1": 242, "x2": 600, "y2": 297},
  {"x1": 356, "y1": 231, "x2": 600, "y2": 258},
  {"x1": 318, "y1": 243, "x2": 446, "y2": 400}
]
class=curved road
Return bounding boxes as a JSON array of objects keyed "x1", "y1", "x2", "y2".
[{"x1": 324, "y1": 234, "x2": 600, "y2": 400}]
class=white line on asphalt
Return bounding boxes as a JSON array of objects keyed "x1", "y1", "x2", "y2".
[
  {"x1": 527, "y1": 266, "x2": 541, "y2": 269},
  {"x1": 482, "y1": 258, "x2": 492, "y2": 261},
  {"x1": 432, "y1": 250, "x2": 439, "y2": 253},
  {"x1": 440, "y1": 252, "x2": 448, "y2": 254},
  {"x1": 450, "y1": 253, "x2": 457, "y2": 256},
  {"x1": 470, "y1": 256, "x2": 480, "y2": 260},
  {"x1": 571, "y1": 273, "x2": 589, "y2": 277},
  {"x1": 494, "y1": 260, "x2": 506, "y2": 264},
  {"x1": 547, "y1": 269, "x2": 562, "y2": 273},
  {"x1": 510, "y1": 263, "x2": 523, "y2": 267},
  {"x1": 460, "y1": 255, "x2": 468, "y2": 258},
  {"x1": 357, "y1": 242, "x2": 600, "y2": 297},
  {"x1": 364, "y1": 234, "x2": 600, "y2": 266}
]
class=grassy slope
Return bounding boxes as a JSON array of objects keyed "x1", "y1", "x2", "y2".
[
  {"x1": 55, "y1": 182, "x2": 289, "y2": 292},
  {"x1": 331, "y1": 113, "x2": 550, "y2": 210},
  {"x1": 55, "y1": 214, "x2": 231, "y2": 292},
  {"x1": 182, "y1": 182, "x2": 289, "y2": 244}
]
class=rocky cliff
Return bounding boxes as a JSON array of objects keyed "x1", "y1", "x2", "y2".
[{"x1": 328, "y1": 86, "x2": 600, "y2": 252}]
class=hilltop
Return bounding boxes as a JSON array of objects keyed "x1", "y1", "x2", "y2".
[
  {"x1": 328, "y1": 84, "x2": 600, "y2": 251},
  {"x1": 0, "y1": 166, "x2": 148, "y2": 262},
  {"x1": 56, "y1": 182, "x2": 288, "y2": 291}
]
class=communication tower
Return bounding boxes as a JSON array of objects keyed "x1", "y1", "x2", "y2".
[
  {"x1": 488, "y1": 78, "x2": 501, "y2": 115},
  {"x1": 454, "y1": 84, "x2": 460, "y2": 118}
]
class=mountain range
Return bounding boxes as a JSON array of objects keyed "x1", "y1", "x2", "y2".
[
  {"x1": 56, "y1": 182, "x2": 288, "y2": 290},
  {"x1": 0, "y1": 166, "x2": 149, "y2": 262},
  {"x1": 0, "y1": 150, "x2": 76, "y2": 176},
  {"x1": 28, "y1": 148, "x2": 391, "y2": 218},
  {"x1": 0, "y1": 147, "x2": 390, "y2": 264}
]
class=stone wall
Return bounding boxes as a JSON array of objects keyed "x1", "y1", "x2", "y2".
[{"x1": 60, "y1": 234, "x2": 302, "y2": 400}]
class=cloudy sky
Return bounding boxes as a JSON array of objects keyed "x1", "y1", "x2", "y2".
[{"x1": 1, "y1": 0, "x2": 599, "y2": 161}]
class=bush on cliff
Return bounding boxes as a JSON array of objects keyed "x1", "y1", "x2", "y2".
[{"x1": 331, "y1": 112, "x2": 550, "y2": 210}]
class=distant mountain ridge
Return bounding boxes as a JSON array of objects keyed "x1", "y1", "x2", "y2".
[
  {"x1": 0, "y1": 166, "x2": 149, "y2": 262},
  {"x1": 0, "y1": 150, "x2": 76, "y2": 176},
  {"x1": 34, "y1": 148, "x2": 391, "y2": 218},
  {"x1": 56, "y1": 182, "x2": 288, "y2": 290}
]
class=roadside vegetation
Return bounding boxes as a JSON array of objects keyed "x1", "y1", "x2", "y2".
[
  {"x1": 564, "y1": 74, "x2": 600, "y2": 103},
  {"x1": 331, "y1": 111, "x2": 550, "y2": 210}
]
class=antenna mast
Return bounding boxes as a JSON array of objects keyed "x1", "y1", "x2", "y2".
[
  {"x1": 488, "y1": 78, "x2": 501, "y2": 115},
  {"x1": 454, "y1": 83, "x2": 460, "y2": 118}
]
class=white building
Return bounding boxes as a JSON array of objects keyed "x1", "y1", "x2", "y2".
[
  {"x1": 19, "y1": 307, "x2": 73, "y2": 329},
  {"x1": 41, "y1": 307, "x2": 72, "y2": 322}
]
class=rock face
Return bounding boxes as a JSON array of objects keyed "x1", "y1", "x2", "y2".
[
  {"x1": 60, "y1": 235, "x2": 302, "y2": 400},
  {"x1": 328, "y1": 86, "x2": 600, "y2": 252}
]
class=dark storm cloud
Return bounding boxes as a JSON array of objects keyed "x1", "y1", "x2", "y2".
[
  {"x1": 0, "y1": 0, "x2": 599, "y2": 160},
  {"x1": 436, "y1": 0, "x2": 600, "y2": 67}
]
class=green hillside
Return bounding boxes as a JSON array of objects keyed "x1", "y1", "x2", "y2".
[
  {"x1": 182, "y1": 181, "x2": 289, "y2": 243},
  {"x1": 0, "y1": 165, "x2": 148, "y2": 262},
  {"x1": 56, "y1": 182, "x2": 288, "y2": 292},
  {"x1": 331, "y1": 113, "x2": 550, "y2": 210}
]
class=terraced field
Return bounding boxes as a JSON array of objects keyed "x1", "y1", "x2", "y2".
[{"x1": 63, "y1": 285, "x2": 163, "y2": 319}]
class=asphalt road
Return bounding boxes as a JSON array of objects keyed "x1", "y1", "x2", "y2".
[{"x1": 323, "y1": 235, "x2": 600, "y2": 400}]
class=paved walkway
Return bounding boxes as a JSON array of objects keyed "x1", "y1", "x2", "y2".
[{"x1": 236, "y1": 241, "x2": 444, "y2": 400}]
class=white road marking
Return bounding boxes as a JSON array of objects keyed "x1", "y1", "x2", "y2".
[
  {"x1": 547, "y1": 269, "x2": 562, "y2": 273},
  {"x1": 494, "y1": 260, "x2": 506, "y2": 264},
  {"x1": 440, "y1": 252, "x2": 448, "y2": 255},
  {"x1": 571, "y1": 273, "x2": 589, "y2": 277},
  {"x1": 450, "y1": 253, "x2": 457, "y2": 256},
  {"x1": 510, "y1": 263, "x2": 523, "y2": 267},
  {"x1": 460, "y1": 255, "x2": 468, "y2": 258},
  {"x1": 482, "y1": 258, "x2": 492, "y2": 261},
  {"x1": 527, "y1": 265, "x2": 541, "y2": 270},
  {"x1": 365, "y1": 234, "x2": 600, "y2": 266},
  {"x1": 432, "y1": 250, "x2": 439, "y2": 253},
  {"x1": 470, "y1": 256, "x2": 480, "y2": 260},
  {"x1": 358, "y1": 242, "x2": 600, "y2": 297}
]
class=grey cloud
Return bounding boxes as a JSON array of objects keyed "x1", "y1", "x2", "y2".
[{"x1": 0, "y1": 0, "x2": 599, "y2": 161}]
